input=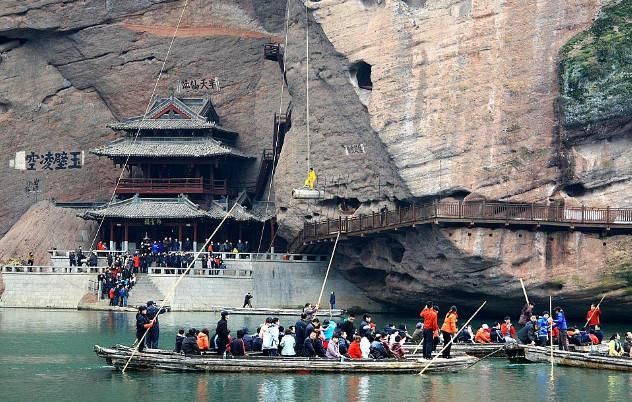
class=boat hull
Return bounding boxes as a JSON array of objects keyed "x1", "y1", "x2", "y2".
[
  {"x1": 94, "y1": 345, "x2": 477, "y2": 374},
  {"x1": 522, "y1": 346, "x2": 632, "y2": 372}
]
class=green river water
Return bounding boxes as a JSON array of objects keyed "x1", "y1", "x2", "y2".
[{"x1": 1, "y1": 308, "x2": 631, "y2": 402}]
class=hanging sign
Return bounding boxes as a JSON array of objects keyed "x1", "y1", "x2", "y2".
[{"x1": 10, "y1": 151, "x2": 84, "y2": 171}]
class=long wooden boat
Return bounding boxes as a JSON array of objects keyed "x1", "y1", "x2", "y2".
[
  {"x1": 207, "y1": 306, "x2": 344, "y2": 317},
  {"x1": 94, "y1": 344, "x2": 477, "y2": 373},
  {"x1": 406, "y1": 343, "x2": 508, "y2": 358},
  {"x1": 518, "y1": 345, "x2": 632, "y2": 372}
]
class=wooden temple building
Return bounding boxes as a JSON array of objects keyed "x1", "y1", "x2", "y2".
[{"x1": 84, "y1": 96, "x2": 276, "y2": 252}]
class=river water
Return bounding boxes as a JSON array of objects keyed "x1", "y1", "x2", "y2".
[{"x1": 1, "y1": 309, "x2": 631, "y2": 402}]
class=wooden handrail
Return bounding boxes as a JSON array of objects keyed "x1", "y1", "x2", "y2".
[{"x1": 293, "y1": 201, "x2": 632, "y2": 248}]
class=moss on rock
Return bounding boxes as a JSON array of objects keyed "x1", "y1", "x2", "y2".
[{"x1": 559, "y1": 1, "x2": 632, "y2": 129}]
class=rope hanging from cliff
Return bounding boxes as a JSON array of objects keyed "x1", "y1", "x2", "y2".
[
  {"x1": 305, "y1": 0, "x2": 311, "y2": 173},
  {"x1": 87, "y1": 0, "x2": 191, "y2": 254},
  {"x1": 257, "y1": 0, "x2": 291, "y2": 253},
  {"x1": 122, "y1": 202, "x2": 239, "y2": 373}
]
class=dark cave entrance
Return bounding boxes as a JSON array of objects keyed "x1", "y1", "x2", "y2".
[{"x1": 351, "y1": 61, "x2": 373, "y2": 90}]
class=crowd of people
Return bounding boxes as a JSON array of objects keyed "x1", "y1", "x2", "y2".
[
  {"x1": 97, "y1": 265, "x2": 136, "y2": 307},
  {"x1": 131, "y1": 298, "x2": 630, "y2": 361},
  {"x1": 161, "y1": 304, "x2": 409, "y2": 360}
]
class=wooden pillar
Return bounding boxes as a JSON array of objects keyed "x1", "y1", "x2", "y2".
[
  {"x1": 193, "y1": 223, "x2": 198, "y2": 251},
  {"x1": 109, "y1": 222, "x2": 115, "y2": 251},
  {"x1": 238, "y1": 224, "x2": 243, "y2": 242},
  {"x1": 123, "y1": 223, "x2": 129, "y2": 252},
  {"x1": 178, "y1": 224, "x2": 183, "y2": 243}
]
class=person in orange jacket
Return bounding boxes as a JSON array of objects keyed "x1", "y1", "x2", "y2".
[
  {"x1": 197, "y1": 328, "x2": 210, "y2": 351},
  {"x1": 440, "y1": 306, "x2": 458, "y2": 358},
  {"x1": 419, "y1": 301, "x2": 438, "y2": 359},
  {"x1": 475, "y1": 324, "x2": 491, "y2": 343}
]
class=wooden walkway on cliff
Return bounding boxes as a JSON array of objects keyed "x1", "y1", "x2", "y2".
[{"x1": 289, "y1": 202, "x2": 632, "y2": 253}]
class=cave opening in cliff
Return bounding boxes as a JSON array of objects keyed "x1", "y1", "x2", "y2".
[
  {"x1": 350, "y1": 61, "x2": 373, "y2": 90},
  {"x1": 563, "y1": 182, "x2": 587, "y2": 197}
]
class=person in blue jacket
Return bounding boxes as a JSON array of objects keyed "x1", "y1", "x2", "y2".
[
  {"x1": 553, "y1": 306, "x2": 569, "y2": 351},
  {"x1": 537, "y1": 312, "x2": 551, "y2": 347}
]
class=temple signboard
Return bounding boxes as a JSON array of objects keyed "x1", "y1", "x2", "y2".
[{"x1": 10, "y1": 150, "x2": 84, "y2": 171}]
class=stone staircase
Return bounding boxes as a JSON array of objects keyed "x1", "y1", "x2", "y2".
[{"x1": 127, "y1": 274, "x2": 166, "y2": 308}]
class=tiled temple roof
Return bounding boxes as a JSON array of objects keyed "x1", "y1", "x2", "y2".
[
  {"x1": 90, "y1": 137, "x2": 252, "y2": 159},
  {"x1": 82, "y1": 195, "x2": 209, "y2": 220}
]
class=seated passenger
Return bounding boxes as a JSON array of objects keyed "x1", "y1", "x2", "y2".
[
  {"x1": 623, "y1": 332, "x2": 632, "y2": 356},
  {"x1": 348, "y1": 335, "x2": 363, "y2": 359},
  {"x1": 280, "y1": 328, "x2": 296, "y2": 356},
  {"x1": 303, "y1": 331, "x2": 320, "y2": 358},
  {"x1": 609, "y1": 333, "x2": 624, "y2": 357},
  {"x1": 490, "y1": 322, "x2": 504, "y2": 343},
  {"x1": 174, "y1": 328, "x2": 185, "y2": 353},
  {"x1": 338, "y1": 330, "x2": 350, "y2": 356},
  {"x1": 197, "y1": 328, "x2": 210, "y2": 352},
  {"x1": 475, "y1": 324, "x2": 491, "y2": 343},
  {"x1": 230, "y1": 329, "x2": 247, "y2": 357},
  {"x1": 325, "y1": 335, "x2": 342, "y2": 359},
  {"x1": 369, "y1": 334, "x2": 389, "y2": 359},
  {"x1": 390, "y1": 336, "x2": 405, "y2": 359},
  {"x1": 456, "y1": 325, "x2": 475, "y2": 344},
  {"x1": 517, "y1": 316, "x2": 538, "y2": 345},
  {"x1": 181, "y1": 329, "x2": 201, "y2": 355}
]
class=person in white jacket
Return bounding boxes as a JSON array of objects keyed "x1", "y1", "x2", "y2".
[
  {"x1": 360, "y1": 335, "x2": 371, "y2": 359},
  {"x1": 280, "y1": 328, "x2": 296, "y2": 356}
]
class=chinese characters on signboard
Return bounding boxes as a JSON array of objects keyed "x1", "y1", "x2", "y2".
[
  {"x1": 26, "y1": 151, "x2": 82, "y2": 170},
  {"x1": 177, "y1": 77, "x2": 221, "y2": 92},
  {"x1": 10, "y1": 151, "x2": 84, "y2": 171},
  {"x1": 343, "y1": 144, "x2": 366, "y2": 155}
]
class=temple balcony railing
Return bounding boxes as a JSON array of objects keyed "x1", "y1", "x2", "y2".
[{"x1": 115, "y1": 178, "x2": 230, "y2": 195}]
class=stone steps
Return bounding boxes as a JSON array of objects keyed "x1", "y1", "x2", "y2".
[{"x1": 127, "y1": 274, "x2": 165, "y2": 308}]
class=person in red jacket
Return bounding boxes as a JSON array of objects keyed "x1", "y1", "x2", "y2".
[
  {"x1": 501, "y1": 316, "x2": 517, "y2": 342},
  {"x1": 419, "y1": 301, "x2": 438, "y2": 359},
  {"x1": 348, "y1": 336, "x2": 363, "y2": 359},
  {"x1": 586, "y1": 303, "x2": 601, "y2": 330}
]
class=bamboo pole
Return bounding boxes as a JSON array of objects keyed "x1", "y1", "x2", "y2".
[
  {"x1": 316, "y1": 231, "x2": 341, "y2": 310},
  {"x1": 549, "y1": 295, "x2": 554, "y2": 371},
  {"x1": 419, "y1": 301, "x2": 487, "y2": 375},
  {"x1": 519, "y1": 278, "x2": 529, "y2": 305},
  {"x1": 121, "y1": 202, "x2": 239, "y2": 373},
  {"x1": 583, "y1": 295, "x2": 606, "y2": 329}
]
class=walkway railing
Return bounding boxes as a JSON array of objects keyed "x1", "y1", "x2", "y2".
[
  {"x1": 148, "y1": 267, "x2": 253, "y2": 278},
  {"x1": 292, "y1": 201, "x2": 632, "y2": 249},
  {"x1": 48, "y1": 250, "x2": 328, "y2": 263},
  {"x1": 1, "y1": 265, "x2": 110, "y2": 274}
]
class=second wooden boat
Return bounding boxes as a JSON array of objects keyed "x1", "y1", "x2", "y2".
[{"x1": 519, "y1": 345, "x2": 632, "y2": 372}]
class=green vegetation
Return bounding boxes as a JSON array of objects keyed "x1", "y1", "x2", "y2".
[{"x1": 559, "y1": 1, "x2": 632, "y2": 128}]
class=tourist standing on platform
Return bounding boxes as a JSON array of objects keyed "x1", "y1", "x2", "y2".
[
  {"x1": 146, "y1": 301, "x2": 164, "y2": 348},
  {"x1": 440, "y1": 306, "x2": 458, "y2": 358},
  {"x1": 243, "y1": 292, "x2": 253, "y2": 308},
  {"x1": 553, "y1": 306, "x2": 569, "y2": 351},
  {"x1": 135, "y1": 306, "x2": 153, "y2": 352},
  {"x1": 329, "y1": 291, "x2": 336, "y2": 312},
  {"x1": 214, "y1": 311, "x2": 231, "y2": 354},
  {"x1": 420, "y1": 301, "x2": 438, "y2": 359}
]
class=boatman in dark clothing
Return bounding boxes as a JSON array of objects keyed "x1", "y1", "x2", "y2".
[
  {"x1": 295, "y1": 313, "x2": 309, "y2": 356},
  {"x1": 519, "y1": 302, "x2": 535, "y2": 326},
  {"x1": 243, "y1": 292, "x2": 253, "y2": 308},
  {"x1": 419, "y1": 301, "x2": 438, "y2": 359},
  {"x1": 135, "y1": 305, "x2": 154, "y2": 352},
  {"x1": 214, "y1": 311, "x2": 231, "y2": 354},
  {"x1": 146, "y1": 301, "x2": 165, "y2": 348}
]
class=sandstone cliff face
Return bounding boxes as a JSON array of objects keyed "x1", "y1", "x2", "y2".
[{"x1": 0, "y1": 0, "x2": 286, "y2": 237}]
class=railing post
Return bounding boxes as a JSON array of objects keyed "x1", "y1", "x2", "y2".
[
  {"x1": 606, "y1": 206, "x2": 610, "y2": 224},
  {"x1": 412, "y1": 203, "x2": 416, "y2": 221},
  {"x1": 327, "y1": 219, "x2": 330, "y2": 235},
  {"x1": 530, "y1": 203, "x2": 534, "y2": 220},
  {"x1": 399, "y1": 207, "x2": 403, "y2": 224},
  {"x1": 339, "y1": 216, "x2": 342, "y2": 233},
  {"x1": 345, "y1": 216, "x2": 349, "y2": 232},
  {"x1": 359, "y1": 215, "x2": 363, "y2": 231},
  {"x1": 434, "y1": 202, "x2": 438, "y2": 218},
  {"x1": 372, "y1": 211, "x2": 376, "y2": 228},
  {"x1": 581, "y1": 205, "x2": 585, "y2": 223},
  {"x1": 459, "y1": 201, "x2": 463, "y2": 218}
]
